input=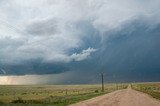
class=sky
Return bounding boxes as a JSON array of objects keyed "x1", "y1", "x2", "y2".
[{"x1": 0, "y1": 0, "x2": 160, "y2": 84}]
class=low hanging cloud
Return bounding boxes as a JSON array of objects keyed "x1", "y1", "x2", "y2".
[{"x1": 0, "y1": 0, "x2": 160, "y2": 78}]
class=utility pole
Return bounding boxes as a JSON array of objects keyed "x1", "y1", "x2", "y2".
[{"x1": 101, "y1": 73, "x2": 104, "y2": 92}]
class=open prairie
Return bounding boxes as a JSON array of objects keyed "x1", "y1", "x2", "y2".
[
  {"x1": 0, "y1": 84, "x2": 127, "y2": 106},
  {"x1": 0, "y1": 83, "x2": 160, "y2": 106},
  {"x1": 132, "y1": 82, "x2": 160, "y2": 100}
]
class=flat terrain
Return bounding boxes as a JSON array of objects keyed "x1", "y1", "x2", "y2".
[
  {"x1": 0, "y1": 84, "x2": 127, "y2": 105},
  {"x1": 70, "y1": 85, "x2": 160, "y2": 106},
  {"x1": 0, "y1": 83, "x2": 159, "y2": 106},
  {"x1": 133, "y1": 83, "x2": 160, "y2": 100}
]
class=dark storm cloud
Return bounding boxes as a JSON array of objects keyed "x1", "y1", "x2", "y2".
[
  {"x1": 65, "y1": 23, "x2": 160, "y2": 83},
  {"x1": 0, "y1": 0, "x2": 160, "y2": 84}
]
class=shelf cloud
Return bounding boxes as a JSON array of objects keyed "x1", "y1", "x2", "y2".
[{"x1": 0, "y1": 0, "x2": 160, "y2": 84}]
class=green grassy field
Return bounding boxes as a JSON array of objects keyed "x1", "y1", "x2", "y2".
[
  {"x1": 132, "y1": 82, "x2": 160, "y2": 100},
  {"x1": 0, "y1": 84, "x2": 127, "y2": 106}
]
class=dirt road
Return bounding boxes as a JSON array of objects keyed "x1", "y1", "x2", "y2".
[{"x1": 70, "y1": 85, "x2": 160, "y2": 106}]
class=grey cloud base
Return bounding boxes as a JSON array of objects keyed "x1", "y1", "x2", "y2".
[
  {"x1": 0, "y1": 0, "x2": 160, "y2": 84},
  {"x1": 1, "y1": 23, "x2": 160, "y2": 84}
]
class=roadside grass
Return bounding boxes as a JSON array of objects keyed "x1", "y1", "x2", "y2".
[
  {"x1": 10, "y1": 92, "x2": 105, "y2": 106},
  {"x1": 0, "y1": 84, "x2": 128, "y2": 106},
  {"x1": 132, "y1": 83, "x2": 160, "y2": 100}
]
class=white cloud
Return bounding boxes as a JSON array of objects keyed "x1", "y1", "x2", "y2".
[{"x1": 71, "y1": 48, "x2": 96, "y2": 61}]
